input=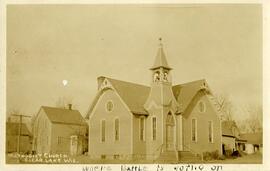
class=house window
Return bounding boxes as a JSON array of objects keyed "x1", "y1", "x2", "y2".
[
  {"x1": 101, "y1": 120, "x2": 106, "y2": 142},
  {"x1": 57, "y1": 136, "x2": 62, "y2": 144},
  {"x1": 208, "y1": 121, "x2": 213, "y2": 143},
  {"x1": 198, "y1": 101, "x2": 206, "y2": 113},
  {"x1": 115, "y1": 118, "x2": 120, "y2": 141},
  {"x1": 139, "y1": 117, "x2": 145, "y2": 141},
  {"x1": 113, "y1": 154, "x2": 120, "y2": 159},
  {"x1": 191, "y1": 118, "x2": 197, "y2": 142},
  {"x1": 152, "y1": 117, "x2": 157, "y2": 140},
  {"x1": 106, "y1": 101, "x2": 114, "y2": 112}
]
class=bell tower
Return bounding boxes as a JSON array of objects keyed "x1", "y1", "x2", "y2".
[
  {"x1": 144, "y1": 38, "x2": 179, "y2": 112},
  {"x1": 151, "y1": 38, "x2": 172, "y2": 84}
]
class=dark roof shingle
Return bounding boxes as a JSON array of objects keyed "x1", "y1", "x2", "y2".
[
  {"x1": 173, "y1": 79, "x2": 206, "y2": 113},
  {"x1": 41, "y1": 106, "x2": 86, "y2": 125},
  {"x1": 222, "y1": 120, "x2": 237, "y2": 137},
  {"x1": 240, "y1": 132, "x2": 262, "y2": 144},
  {"x1": 107, "y1": 78, "x2": 150, "y2": 115},
  {"x1": 87, "y1": 77, "x2": 209, "y2": 118}
]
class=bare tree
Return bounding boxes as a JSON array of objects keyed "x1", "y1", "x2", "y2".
[
  {"x1": 213, "y1": 94, "x2": 235, "y2": 121},
  {"x1": 241, "y1": 104, "x2": 262, "y2": 133}
]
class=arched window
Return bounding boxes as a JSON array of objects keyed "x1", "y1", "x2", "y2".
[
  {"x1": 115, "y1": 118, "x2": 120, "y2": 141},
  {"x1": 106, "y1": 101, "x2": 114, "y2": 112},
  {"x1": 163, "y1": 71, "x2": 168, "y2": 81},
  {"x1": 198, "y1": 101, "x2": 206, "y2": 113},
  {"x1": 154, "y1": 71, "x2": 160, "y2": 82}
]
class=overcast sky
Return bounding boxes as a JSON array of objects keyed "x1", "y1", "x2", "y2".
[{"x1": 6, "y1": 4, "x2": 262, "y2": 121}]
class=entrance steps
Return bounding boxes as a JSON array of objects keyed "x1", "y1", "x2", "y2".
[
  {"x1": 178, "y1": 151, "x2": 202, "y2": 162},
  {"x1": 155, "y1": 150, "x2": 178, "y2": 163}
]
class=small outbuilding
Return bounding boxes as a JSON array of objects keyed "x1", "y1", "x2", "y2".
[
  {"x1": 32, "y1": 105, "x2": 88, "y2": 154},
  {"x1": 6, "y1": 121, "x2": 32, "y2": 153},
  {"x1": 240, "y1": 132, "x2": 262, "y2": 154}
]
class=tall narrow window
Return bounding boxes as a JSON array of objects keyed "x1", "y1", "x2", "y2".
[
  {"x1": 101, "y1": 120, "x2": 106, "y2": 142},
  {"x1": 152, "y1": 117, "x2": 157, "y2": 140},
  {"x1": 115, "y1": 118, "x2": 120, "y2": 141},
  {"x1": 139, "y1": 117, "x2": 145, "y2": 141},
  {"x1": 191, "y1": 118, "x2": 197, "y2": 142},
  {"x1": 57, "y1": 136, "x2": 61, "y2": 144},
  {"x1": 208, "y1": 121, "x2": 213, "y2": 143}
]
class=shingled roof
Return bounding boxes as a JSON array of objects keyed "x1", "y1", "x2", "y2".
[
  {"x1": 221, "y1": 120, "x2": 238, "y2": 137},
  {"x1": 107, "y1": 78, "x2": 150, "y2": 114},
  {"x1": 150, "y1": 45, "x2": 171, "y2": 70},
  {"x1": 172, "y1": 79, "x2": 206, "y2": 113},
  {"x1": 41, "y1": 106, "x2": 87, "y2": 126},
  {"x1": 86, "y1": 77, "x2": 208, "y2": 118},
  {"x1": 240, "y1": 132, "x2": 262, "y2": 145},
  {"x1": 6, "y1": 122, "x2": 31, "y2": 136}
]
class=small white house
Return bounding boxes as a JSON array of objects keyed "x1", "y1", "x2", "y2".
[{"x1": 240, "y1": 132, "x2": 262, "y2": 154}]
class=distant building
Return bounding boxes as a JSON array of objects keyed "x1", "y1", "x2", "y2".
[
  {"x1": 221, "y1": 120, "x2": 246, "y2": 154},
  {"x1": 6, "y1": 121, "x2": 32, "y2": 153},
  {"x1": 86, "y1": 41, "x2": 222, "y2": 161},
  {"x1": 32, "y1": 106, "x2": 88, "y2": 154},
  {"x1": 240, "y1": 132, "x2": 262, "y2": 154}
]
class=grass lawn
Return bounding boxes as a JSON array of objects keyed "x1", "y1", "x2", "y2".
[{"x1": 206, "y1": 152, "x2": 262, "y2": 164}]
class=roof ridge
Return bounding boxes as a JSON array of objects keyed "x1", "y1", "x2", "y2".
[
  {"x1": 173, "y1": 79, "x2": 206, "y2": 87},
  {"x1": 104, "y1": 77, "x2": 150, "y2": 88},
  {"x1": 41, "y1": 105, "x2": 79, "y2": 111}
]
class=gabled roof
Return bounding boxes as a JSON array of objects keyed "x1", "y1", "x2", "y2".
[
  {"x1": 221, "y1": 120, "x2": 238, "y2": 137},
  {"x1": 172, "y1": 79, "x2": 206, "y2": 113},
  {"x1": 6, "y1": 122, "x2": 31, "y2": 136},
  {"x1": 240, "y1": 132, "x2": 262, "y2": 145},
  {"x1": 105, "y1": 78, "x2": 150, "y2": 115},
  {"x1": 41, "y1": 106, "x2": 87, "y2": 126},
  {"x1": 150, "y1": 45, "x2": 171, "y2": 70},
  {"x1": 86, "y1": 77, "x2": 209, "y2": 119}
]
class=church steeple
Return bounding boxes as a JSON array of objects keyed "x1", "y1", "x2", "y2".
[
  {"x1": 151, "y1": 38, "x2": 172, "y2": 83},
  {"x1": 150, "y1": 38, "x2": 172, "y2": 70},
  {"x1": 144, "y1": 38, "x2": 179, "y2": 112}
]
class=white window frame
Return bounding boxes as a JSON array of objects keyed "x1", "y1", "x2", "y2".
[
  {"x1": 198, "y1": 100, "x2": 206, "y2": 113},
  {"x1": 191, "y1": 118, "x2": 197, "y2": 142},
  {"x1": 139, "y1": 117, "x2": 145, "y2": 141},
  {"x1": 105, "y1": 100, "x2": 114, "y2": 112},
  {"x1": 101, "y1": 119, "x2": 106, "y2": 143},
  {"x1": 208, "y1": 120, "x2": 214, "y2": 143},
  {"x1": 152, "y1": 116, "x2": 157, "y2": 141},
  {"x1": 114, "y1": 118, "x2": 120, "y2": 141}
]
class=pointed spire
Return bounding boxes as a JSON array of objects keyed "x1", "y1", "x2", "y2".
[{"x1": 150, "y1": 38, "x2": 172, "y2": 70}]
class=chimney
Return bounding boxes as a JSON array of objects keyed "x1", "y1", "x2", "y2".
[
  {"x1": 68, "y1": 104, "x2": 72, "y2": 110},
  {"x1": 97, "y1": 76, "x2": 106, "y2": 90}
]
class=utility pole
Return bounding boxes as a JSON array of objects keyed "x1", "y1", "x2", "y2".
[{"x1": 12, "y1": 114, "x2": 31, "y2": 153}]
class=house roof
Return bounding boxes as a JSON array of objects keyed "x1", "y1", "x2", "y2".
[
  {"x1": 86, "y1": 77, "x2": 209, "y2": 118},
  {"x1": 172, "y1": 79, "x2": 206, "y2": 113},
  {"x1": 6, "y1": 122, "x2": 31, "y2": 136},
  {"x1": 221, "y1": 120, "x2": 237, "y2": 137},
  {"x1": 41, "y1": 106, "x2": 87, "y2": 126},
  {"x1": 106, "y1": 78, "x2": 150, "y2": 115},
  {"x1": 240, "y1": 132, "x2": 262, "y2": 145},
  {"x1": 150, "y1": 45, "x2": 171, "y2": 70}
]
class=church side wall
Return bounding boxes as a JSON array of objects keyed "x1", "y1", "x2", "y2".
[
  {"x1": 89, "y1": 89, "x2": 133, "y2": 159},
  {"x1": 132, "y1": 115, "x2": 146, "y2": 159},
  {"x1": 183, "y1": 92, "x2": 222, "y2": 155},
  {"x1": 145, "y1": 107, "x2": 164, "y2": 160}
]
